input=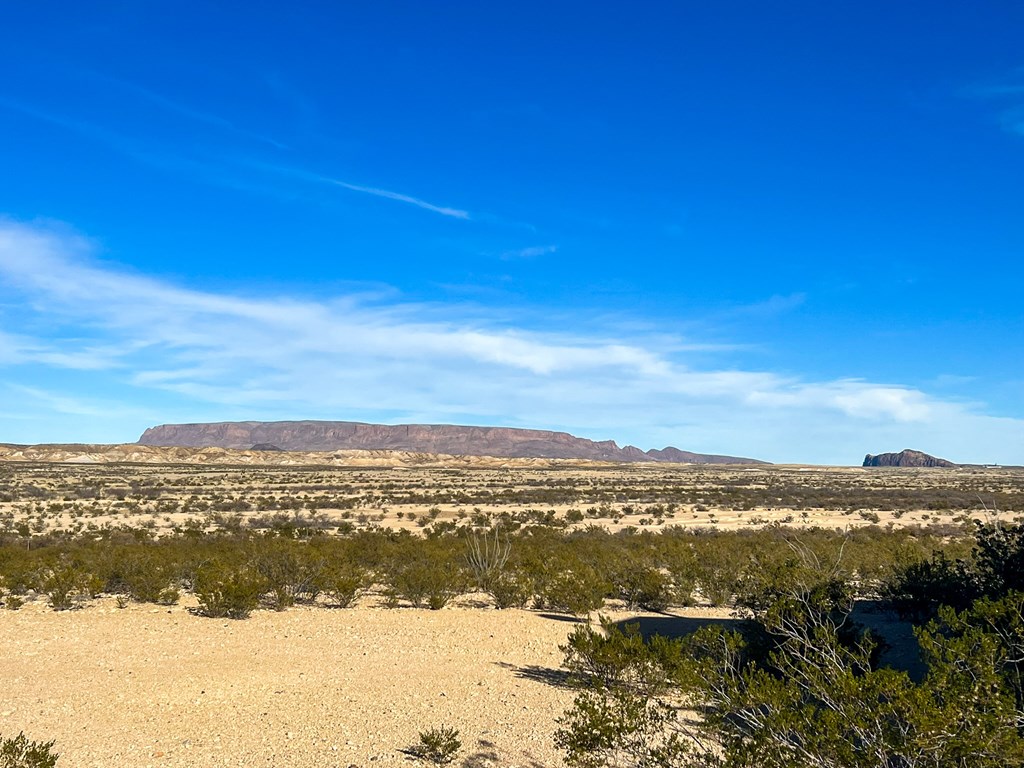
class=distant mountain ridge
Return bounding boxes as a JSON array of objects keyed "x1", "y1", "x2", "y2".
[
  {"x1": 138, "y1": 420, "x2": 767, "y2": 464},
  {"x1": 863, "y1": 449, "x2": 957, "y2": 468}
]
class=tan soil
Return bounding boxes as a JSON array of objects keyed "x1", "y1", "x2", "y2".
[{"x1": 1, "y1": 599, "x2": 728, "y2": 768}]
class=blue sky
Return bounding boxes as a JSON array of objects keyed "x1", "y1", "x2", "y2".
[{"x1": 0, "y1": 2, "x2": 1022, "y2": 464}]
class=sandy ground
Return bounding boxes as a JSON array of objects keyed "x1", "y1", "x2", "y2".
[
  {"x1": 0, "y1": 598, "x2": 921, "y2": 768},
  {"x1": 1, "y1": 598, "x2": 683, "y2": 768}
]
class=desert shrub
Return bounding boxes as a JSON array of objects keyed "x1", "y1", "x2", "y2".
[
  {"x1": 659, "y1": 542, "x2": 698, "y2": 606},
  {"x1": 612, "y1": 562, "x2": 672, "y2": 612},
  {"x1": 881, "y1": 521, "x2": 1024, "y2": 622},
  {"x1": 0, "y1": 732, "x2": 59, "y2": 768},
  {"x1": 880, "y1": 550, "x2": 976, "y2": 620},
  {"x1": 193, "y1": 562, "x2": 265, "y2": 619},
  {"x1": 511, "y1": 528, "x2": 611, "y2": 615},
  {"x1": 733, "y1": 537, "x2": 852, "y2": 616},
  {"x1": 538, "y1": 565, "x2": 609, "y2": 617},
  {"x1": 0, "y1": 549, "x2": 35, "y2": 597},
  {"x1": 560, "y1": 617, "x2": 685, "y2": 693},
  {"x1": 1, "y1": 590, "x2": 24, "y2": 610},
  {"x1": 556, "y1": 677, "x2": 687, "y2": 768},
  {"x1": 117, "y1": 551, "x2": 181, "y2": 605},
  {"x1": 558, "y1": 603, "x2": 1024, "y2": 768},
  {"x1": 413, "y1": 725, "x2": 461, "y2": 765},
  {"x1": 691, "y1": 560, "x2": 736, "y2": 607},
  {"x1": 555, "y1": 619, "x2": 691, "y2": 768},
  {"x1": 486, "y1": 568, "x2": 533, "y2": 609},
  {"x1": 974, "y1": 520, "x2": 1024, "y2": 597},
  {"x1": 382, "y1": 537, "x2": 468, "y2": 610},
  {"x1": 38, "y1": 561, "x2": 90, "y2": 611},
  {"x1": 923, "y1": 590, "x2": 1024, "y2": 719},
  {"x1": 346, "y1": 528, "x2": 414, "y2": 571},
  {"x1": 662, "y1": 532, "x2": 754, "y2": 607},
  {"x1": 385, "y1": 557, "x2": 466, "y2": 609},
  {"x1": 252, "y1": 541, "x2": 325, "y2": 610},
  {"x1": 322, "y1": 560, "x2": 370, "y2": 608}
]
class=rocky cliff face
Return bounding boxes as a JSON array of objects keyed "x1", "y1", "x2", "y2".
[
  {"x1": 137, "y1": 420, "x2": 766, "y2": 464},
  {"x1": 863, "y1": 449, "x2": 957, "y2": 468}
]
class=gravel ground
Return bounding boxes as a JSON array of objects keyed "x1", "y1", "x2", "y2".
[{"x1": 0, "y1": 598, "x2": 600, "y2": 768}]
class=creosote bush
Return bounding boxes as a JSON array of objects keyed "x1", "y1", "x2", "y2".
[
  {"x1": 537, "y1": 566, "x2": 609, "y2": 617},
  {"x1": 613, "y1": 562, "x2": 672, "y2": 612},
  {"x1": 252, "y1": 540, "x2": 325, "y2": 610},
  {"x1": 39, "y1": 561, "x2": 90, "y2": 611},
  {"x1": 0, "y1": 732, "x2": 59, "y2": 768},
  {"x1": 385, "y1": 557, "x2": 466, "y2": 609},
  {"x1": 322, "y1": 560, "x2": 370, "y2": 608},
  {"x1": 414, "y1": 725, "x2": 461, "y2": 765},
  {"x1": 193, "y1": 562, "x2": 265, "y2": 619},
  {"x1": 115, "y1": 551, "x2": 180, "y2": 605}
]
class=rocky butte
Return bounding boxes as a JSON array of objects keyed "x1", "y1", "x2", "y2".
[
  {"x1": 863, "y1": 449, "x2": 957, "y2": 468},
  {"x1": 138, "y1": 420, "x2": 767, "y2": 464}
]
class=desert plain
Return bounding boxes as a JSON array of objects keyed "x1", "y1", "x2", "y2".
[{"x1": 1, "y1": 451, "x2": 1022, "y2": 767}]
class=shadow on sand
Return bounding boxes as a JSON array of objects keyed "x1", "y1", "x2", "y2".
[
  {"x1": 614, "y1": 605, "x2": 926, "y2": 681},
  {"x1": 610, "y1": 612, "x2": 743, "y2": 641},
  {"x1": 851, "y1": 600, "x2": 926, "y2": 681},
  {"x1": 457, "y1": 738, "x2": 545, "y2": 768},
  {"x1": 533, "y1": 612, "x2": 586, "y2": 624},
  {"x1": 493, "y1": 660, "x2": 574, "y2": 689},
  {"x1": 512, "y1": 604, "x2": 926, "y2": 691}
]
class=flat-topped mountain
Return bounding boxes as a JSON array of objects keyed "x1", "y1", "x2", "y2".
[
  {"x1": 138, "y1": 420, "x2": 766, "y2": 464},
  {"x1": 863, "y1": 449, "x2": 957, "y2": 468}
]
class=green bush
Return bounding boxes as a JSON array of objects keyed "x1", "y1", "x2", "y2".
[
  {"x1": 414, "y1": 725, "x2": 461, "y2": 765},
  {"x1": 613, "y1": 563, "x2": 672, "y2": 612},
  {"x1": 383, "y1": 539, "x2": 468, "y2": 609},
  {"x1": 560, "y1": 617, "x2": 684, "y2": 693},
  {"x1": 385, "y1": 558, "x2": 466, "y2": 610},
  {"x1": 538, "y1": 566, "x2": 608, "y2": 617},
  {"x1": 38, "y1": 561, "x2": 89, "y2": 611},
  {"x1": 252, "y1": 542, "x2": 325, "y2": 610},
  {"x1": 880, "y1": 550, "x2": 975, "y2": 620},
  {"x1": 193, "y1": 562, "x2": 265, "y2": 619},
  {"x1": 322, "y1": 561, "x2": 370, "y2": 608},
  {"x1": 487, "y1": 569, "x2": 533, "y2": 609},
  {"x1": 0, "y1": 732, "x2": 59, "y2": 768},
  {"x1": 974, "y1": 520, "x2": 1024, "y2": 596},
  {"x1": 118, "y1": 552, "x2": 181, "y2": 605}
]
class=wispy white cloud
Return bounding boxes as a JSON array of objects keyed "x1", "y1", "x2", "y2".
[
  {"x1": 0, "y1": 99, "x2": 470, "y2": 221},
  {"x1": 82, "y1": 71, "x2": 291, "y2": 150},
  {"x1": 0, "y1": 97, "x2": 128, "y2": 148},
  {"x1": 973, "y1": 85, "x2": 1024, "y2": 97},
  {"x1": 8, "y1": 384, "x2": 117, "y2": 418},
  {"x1": 499, "y1": 244, "x2": 557, "y2": 260},
  {"x1": 964, "y1": 69, "x2": 1024, "y2": 137},
  {"x1": 0, "y1": 219, "x2": 1021, "y2": 463},
  {"x1": 735, "y1": 293, "x2": 806, "y2": 317},
  {"x1": 254, "y1": 162, "x2": 471, "y2": 219},
  {"x1": 0, "y1": 332, "x2": 32, "y2": 368},
  {"x1": 326, "y1": 178, "x2": 470, "y2": 219},
  {"x1": 1000, "y1": 109, "x2": 1024, "y2": 136}
]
